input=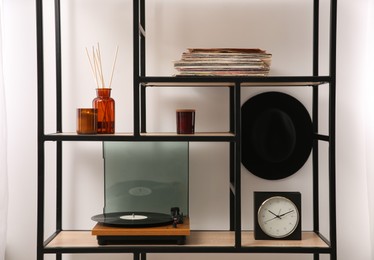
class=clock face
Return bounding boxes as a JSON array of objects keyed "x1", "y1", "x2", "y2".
[{"x1": 257, "y1": 196, "x2": 300, "y2": 239}]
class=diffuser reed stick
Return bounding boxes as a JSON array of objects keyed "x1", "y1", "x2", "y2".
[
  {"x1": 85, "y1": 43, "x2": 119, "y2": 89},
  {"x1": 109, "y1": 46, "x2": 119, "y2": 88}
]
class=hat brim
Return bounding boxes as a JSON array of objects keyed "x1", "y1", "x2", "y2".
[{"x1": 241, "y1": 92, "x2": 313, "y2": 180}]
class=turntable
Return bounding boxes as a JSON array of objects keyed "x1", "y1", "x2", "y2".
[{"x1": 91, "y1": 142, "x2": 190, "y2": 245}]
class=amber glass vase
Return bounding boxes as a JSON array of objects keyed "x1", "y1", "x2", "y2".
[{"x1": 92, "y1": 88, "x2": 115, "y2": 134}]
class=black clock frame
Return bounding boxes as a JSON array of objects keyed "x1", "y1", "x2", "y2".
[{"x1": 254, "y1": 191, "x2": 302, "y2": 240}]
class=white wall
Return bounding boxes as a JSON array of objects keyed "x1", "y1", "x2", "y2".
[{"x1": 2, "y1": 0, "x2": 372, "y2": 259}]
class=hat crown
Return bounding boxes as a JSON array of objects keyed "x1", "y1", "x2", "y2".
[{"x1": 252, "y1": 109, "x2": 296, "y2": 163}]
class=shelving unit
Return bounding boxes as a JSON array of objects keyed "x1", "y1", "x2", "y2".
[{"x1": 36, "y1": 0, "x2": 337, "y2": 259}]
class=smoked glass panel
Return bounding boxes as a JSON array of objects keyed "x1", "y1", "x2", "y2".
[{"x1": 103, "y1": 142, "x2": 189, "y2": 215}]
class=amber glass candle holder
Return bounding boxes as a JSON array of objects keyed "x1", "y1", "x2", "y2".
[
  {"x1": 176, "y1": 109, "x2": 195, "y2": 134},
  {"x1": 76, "y1": 108, "x2": 97, "y2": 134}
]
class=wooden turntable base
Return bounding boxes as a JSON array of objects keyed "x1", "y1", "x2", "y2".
[{"x1": 92, "y1": 217, "x2": 190, "y2": 245}]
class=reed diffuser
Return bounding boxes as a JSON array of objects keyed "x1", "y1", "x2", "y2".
[{"x1": 86, "y1": 44, "x2": 119, "y2": 134}]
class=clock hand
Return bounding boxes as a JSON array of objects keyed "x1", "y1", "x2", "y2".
[
  {"x1": 268, "y1": 210, "x2": 281, "y2": 219},
  {"x1": 264, "y1": 216, "x2": 279, "y2": 223},
  {"x1": 279, "y1": 210, "x2": 295, "y2": 217}
]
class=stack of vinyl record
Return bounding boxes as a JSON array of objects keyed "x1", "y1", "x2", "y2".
[{"x1": 174, "y1": 48, "x2": 272, "y2": 76}]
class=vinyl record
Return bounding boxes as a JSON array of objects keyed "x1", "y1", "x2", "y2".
[{"x1": 91, "y1": 211, "x2": 174, "y2": 228}]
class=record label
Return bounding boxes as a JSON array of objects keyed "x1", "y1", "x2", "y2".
[{"x1": 120, "y1": 214, "x2": 148, "y2": 220}]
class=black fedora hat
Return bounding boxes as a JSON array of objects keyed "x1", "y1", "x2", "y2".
[{"x1": 241, "y1": 92, "x2": 313, "y2": 180}]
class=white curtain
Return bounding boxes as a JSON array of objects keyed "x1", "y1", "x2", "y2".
[
  {"x1": 0, "y1": 0, "x2": 7, "y2": 259},
  {"x1": 365, "y1": 0, "x2": 374, "y2": 257}
]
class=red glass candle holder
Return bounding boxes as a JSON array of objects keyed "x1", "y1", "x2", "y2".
[{"x1": 176, "y1": 109, "x2": 195, "y2": 134}]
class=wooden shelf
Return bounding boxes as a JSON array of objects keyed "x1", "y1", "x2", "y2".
[
  {"x1": 240, "y1": 81, "x2": 328, "y2": 87},
  {"x1": 143, "y1": 82, "x2": 235, "y2": 87},
  {"x1": 46, "y1": 231, "x2": 235, "y2": 249},
  {"x1": 140, "y1": 132, "x2": 235, "y2": 137},
  {"x1": 43, "y1": 132, "x2": 235, "y2": 142},
  {"x1": 45, "y1": 231, "x2": 329, "y2": 250},
  {"x1": 241, "y1": 231, "x2": 329, "y2": 248},
  {"x1": 143, "y1": 81, "x2": 328, "y2": 88},
  {"x1": 139, "y1": 76, "x2": 331, "y2": 87}
]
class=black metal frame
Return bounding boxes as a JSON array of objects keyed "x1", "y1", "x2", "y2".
[{"x1": 36, "y1": 0, "x2": 337, "y2": 259}]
